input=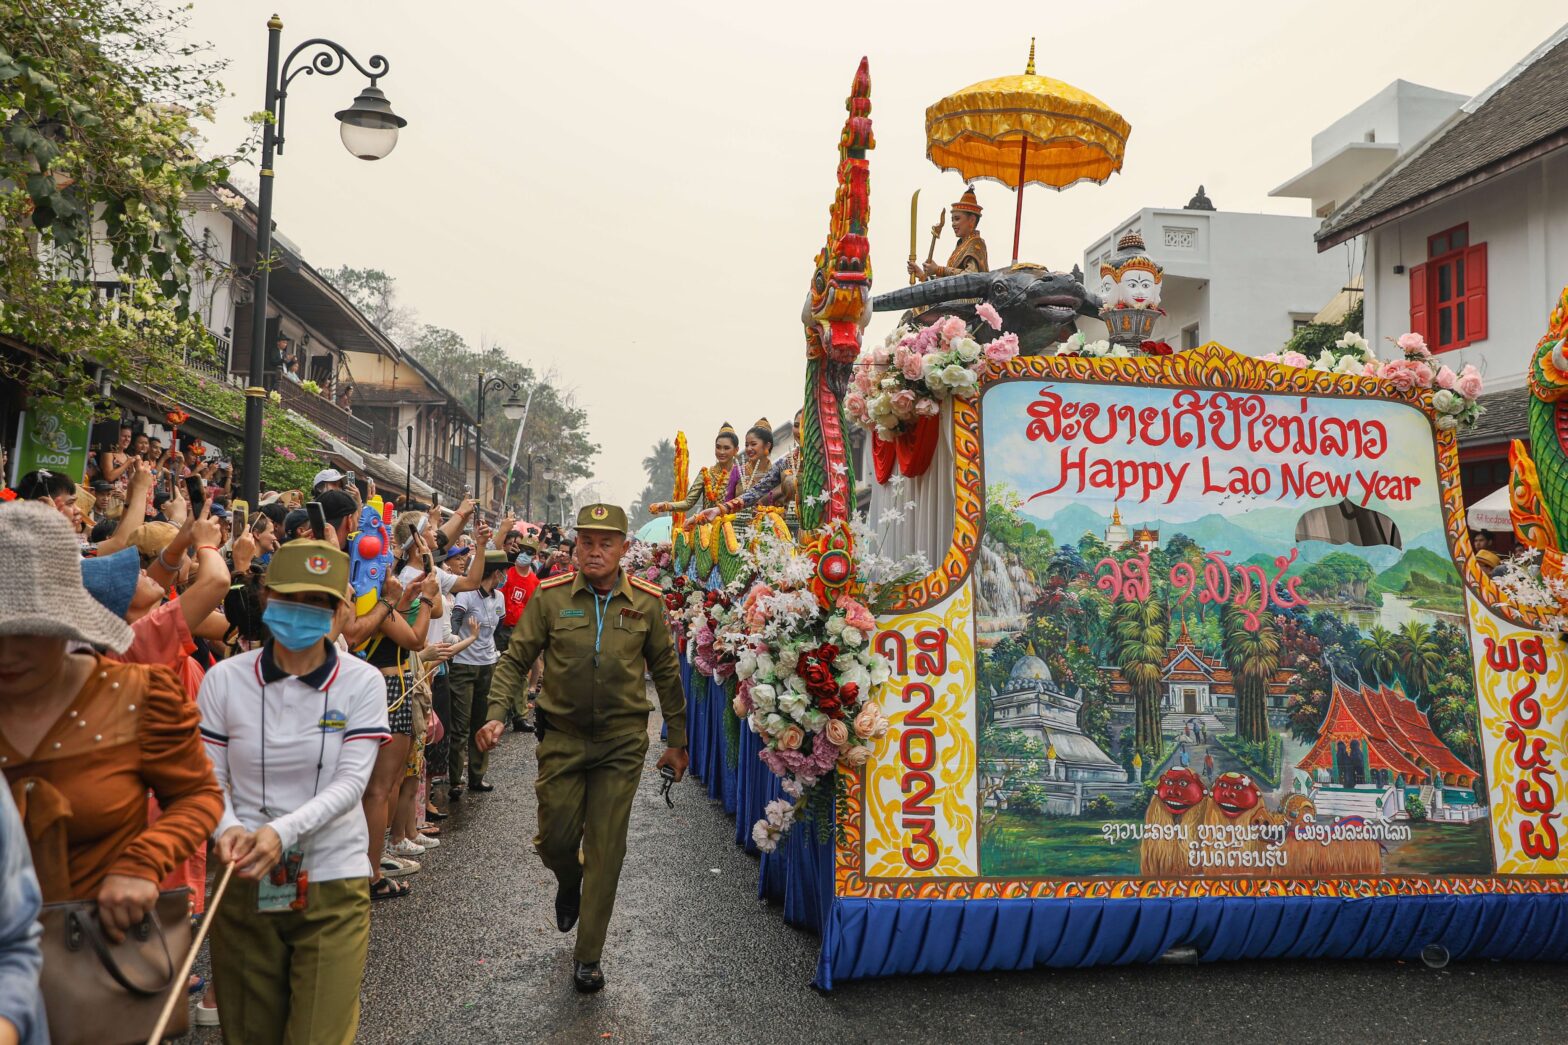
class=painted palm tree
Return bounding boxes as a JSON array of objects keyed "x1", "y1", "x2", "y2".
[
  {"x1": 1393, "y1": 620, "x2": 1443, "y2": 709},
  {"x1": 1111, "y1": 598, "x2": 1167, "y2": 756},
  {"x1": 1357, "y1": 625, "x2": 1400, "y2": 684},
  {"x1": 1220, "y1": 602, "x2": 1283, "y2": 746}
]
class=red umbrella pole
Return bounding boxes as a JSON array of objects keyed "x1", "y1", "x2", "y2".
[{"x1": 1011, "y1": 136, "x2": 1030, "y2": 263}]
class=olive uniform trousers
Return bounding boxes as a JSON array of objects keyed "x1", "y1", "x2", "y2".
[
  {"x1": 533, "y1": 725, "x2": 650, "y2": 963},
  {"x1": 447, "y1": 661, "x2": 496, "y2": 786},
  {"x1": 209, "y1": 876, "x2": 371, "y2": 1045}
]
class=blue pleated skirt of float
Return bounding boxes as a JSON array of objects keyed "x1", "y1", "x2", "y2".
[
  {"x1": 812, "y1": 892, "x2": 1568, "y2": 988},
  {"x1": 678, "y1": 657, "x2": 1568, "y2": 989}
]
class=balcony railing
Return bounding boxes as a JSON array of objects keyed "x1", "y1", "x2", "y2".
[
  {"x1": 184, "y1": 335, "x2": 238, "y2": 386},
  {"x1": 277, "y1": 379, "x2": 373, "y2": 446},
  {"x1": 418, "y1": 453, "x2": 467, "y2": 502}
]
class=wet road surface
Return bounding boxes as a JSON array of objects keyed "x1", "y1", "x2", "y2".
[{"x1": 203, "y1": 721, "x2": 1568, "y2": 1044}]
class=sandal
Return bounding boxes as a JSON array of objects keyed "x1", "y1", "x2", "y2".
[
  {"x1": 425, "y1": 808, "x2": 449, "y2": 821},
  {"x1": 416, "y1": 823, "x2": 441, "y2": 836},
  {"x1": 371, "y1": 877, "x2": 409, "y2": 901}
]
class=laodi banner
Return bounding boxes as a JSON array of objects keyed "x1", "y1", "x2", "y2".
[{"x1": 848, "y1": 346, "x2": 1567, "y2": 901}]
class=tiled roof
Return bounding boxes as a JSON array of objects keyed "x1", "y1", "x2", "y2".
[
  {"x1": 1458, "y1": 385, "x2": 1531, "y2": 447},
  {"x1": 1317, "y1": 30, "x2": 1568, "y2": 247}
]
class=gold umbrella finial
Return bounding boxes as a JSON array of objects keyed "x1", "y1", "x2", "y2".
[{"x1": 1024, "y1": 37, "x2": 1036, "y2": 76}]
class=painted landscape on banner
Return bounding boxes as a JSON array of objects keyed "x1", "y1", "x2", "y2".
[{"x1": 974, "y1": 378, "x2": 1492, "y2": 879}]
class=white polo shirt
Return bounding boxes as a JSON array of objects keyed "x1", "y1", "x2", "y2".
[{"x1": 198, "y1": 643, "x2": 390, "y2": 882}]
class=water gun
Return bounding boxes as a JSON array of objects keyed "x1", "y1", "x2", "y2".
[{"x1": 349, "y1": 497, "x2": 395, "y2": 617}]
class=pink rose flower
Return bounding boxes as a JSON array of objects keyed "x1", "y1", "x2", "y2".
[
  {"x1": 1259, "y1": 352, "x2": 1281, "y2": 363},
  {"x1": 845, "y1": 390, "x2": 867, "y2": 420},
  {"x1": 779, "y1": 725, "x2": 805, "y2": 751},
  {"x1": 1408, "y1": 361, "x2": 1434, "y2": 388},
  {"x1": 1396, "y1": 332, "x2": 1431, "y2": 358},
  {"x1": 841, "y1": 744, "x2": 871, "y2": 767},
  {"x1": 1362, "y1": 362, "x2": 1378, "y2": 377},
  {"x1": 836, "y1": 595, "x2": 877, "y2": 633},
  {"x1": 824, "y1": 719, "x2": 850, "y2": 746},
  {"x1": 742, "y1": 583, "x2": 775, "y2": 629},
  {"x1": 1281, "y1": 351, "x2": 1311, "y2": 369},
  {"x1": 853, "y1": 702, "x2": 881, "y2": 740},
  {"x1": 890, "y1": 389, "x2": 917, "y2": 418},
  {"x1": 900, "y1": 352, "x2": 926, "y2": 381},
  {"x1": 984, "y1": 332, "x2": 1020, "y2": 364},
  {"x1": 914, "y1": 397, "x2": 941, "y2": 417},
  {"x1": 939, "y1": 315, "x2": 967, "y2": 341},
  {"x1": 1435, "y1": 365, "x2": 1457, "y2": 389},
  {"x1": 1378, "y1": 359, "x2": 1417, "y2": 391},
  {"x1": 975, "y1": 302, "x2": 1004, "y2": 331},
  {"x1": 1456, "y1": 365, "x2": 1484, "y2": 399}
]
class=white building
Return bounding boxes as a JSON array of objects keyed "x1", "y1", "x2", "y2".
[
  {"x1": 1078, "y1": 189, "x2": 1348, "y2": 354},
  {"x1": 1312, "y1": 26, "x2": 1568, "y2": 509}
]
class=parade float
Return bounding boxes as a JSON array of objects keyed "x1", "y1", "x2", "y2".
[{"x1": 640, "y1": 51, "x2": 1568, "y2": 987}]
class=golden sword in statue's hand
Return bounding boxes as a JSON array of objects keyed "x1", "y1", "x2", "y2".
[{"x1": 908, "y1": 189, "x2": 920, "y2": 284}]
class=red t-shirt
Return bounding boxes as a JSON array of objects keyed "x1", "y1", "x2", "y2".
[{"x1": 499, "y1": 564, "x2": 539, "y2": 627}]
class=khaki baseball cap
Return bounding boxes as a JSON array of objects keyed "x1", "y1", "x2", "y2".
[
  {"x1": 576, "y1": 503, "x2": 628, "y2": 534},
  {"x1": 265, "y1": 539, "x2": 350, "y2": 604}
]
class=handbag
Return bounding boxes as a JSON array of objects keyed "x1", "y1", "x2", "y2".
[{"x1": 38, "y1": 886, "x2": 192, "y2": 1045}]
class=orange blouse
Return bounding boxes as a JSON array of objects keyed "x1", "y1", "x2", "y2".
[{"x1": 1, "y1": 657, "x2": 224, "y2": 902}]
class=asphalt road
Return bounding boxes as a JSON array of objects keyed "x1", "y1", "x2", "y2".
[{"x1": 201, "y1": 720, "x2": 1568, "y2": 1045}]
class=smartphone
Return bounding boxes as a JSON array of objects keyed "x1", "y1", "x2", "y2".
[
  {"x1": 232, "y1": 499, "x2": 250, "y2": 534},
  {"x1": 345, "y1": 470, "x2": 355, "y2": 485},
  {"x1": 184, "y1": 474, "x2": 205, "y2": 512},
  {"x1": 306, "y1": 500, "x2": 328, "y2": 540}
]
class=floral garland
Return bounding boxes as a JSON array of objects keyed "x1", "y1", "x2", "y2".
[
  {"x1": 699, "y1": 465, "x2": 727, "y2": 505},
  {"x1": 846, "y1": 307, "x2": 1018, "y2": 438},
  {"x1": 1260, "y1": 331, "x2": 1485, "y2": 430}
]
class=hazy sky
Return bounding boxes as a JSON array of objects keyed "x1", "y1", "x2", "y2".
[{"x1": 186, "y1": 2, "x2": 1567, "y2": 508}]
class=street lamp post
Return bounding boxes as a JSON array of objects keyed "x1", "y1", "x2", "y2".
[
  {"x1": 242, "y1": 15, "x2": 406, "y2": 505},
  {"x1": 475, "y1": 372, "x2": 525, "y2": 515}
]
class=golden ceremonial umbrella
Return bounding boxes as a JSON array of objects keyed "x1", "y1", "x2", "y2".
[{"x1": 925, "y1": 39, "x2": 1130, "y2": 262}]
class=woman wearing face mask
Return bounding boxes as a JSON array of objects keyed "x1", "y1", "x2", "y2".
[
  {"x1": 648, "y1": 422, "x2": 740, "y2": 518},
  {"x1": 197, "y1": 539, "x2": 390, "y2": 1044}
]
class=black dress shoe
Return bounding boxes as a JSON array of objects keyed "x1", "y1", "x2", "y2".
[
  {"x1": 446, "y1": 786, "x2": 464, "y2": 801},
  {"x1": 555, "y1": 879, "x2": 581, "y2": 932},
  {"x1": 469, "y1": 780, "x2": 495, "y2": 793},
  {"x1": 572, "y1": 960, "x2": 604, "y2": 993},
  {"x1": 511, "y1": 715, "x2": 530, "y2": 733}
]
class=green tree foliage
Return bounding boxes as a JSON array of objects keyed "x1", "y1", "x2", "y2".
[
  {"x1": 978, "y1": 726, "x2": 1046, "y2": 824},
  {"x1": 0, "y1": 0, "x2": 242, "y2": 405},
  {"x1": 1220, "y1": 598, "x2": 1283, "y2": 746},
  {"x1": 1282, "y1": 300, "x2": 1364, "y2": 357},
  {"x1": 629, "y1": 437, "x2": 676, "y2": 527},
  {"x1": 984, "y1": 484, "x2": 1056, "y2": 579},
  {"x1": 1110, "y1": 596, "x2": 1167, "y2": 758},
  {"x1": 404, "y1": 324, "x2": 598, "y2": 497},
  {"x1": 1357, "y1": 625, "x2": 1401, "y2": 683},
  {"x1": 1392, "y1": 620, "x2": 1443, "y2": 709},
  {"x1": 1299, "y1": 552, "x2": 1377, "y2": 600}
]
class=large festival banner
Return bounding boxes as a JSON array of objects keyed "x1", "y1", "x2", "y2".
[{"x1": 850, "y1": 345, "x2": 1567, "y2": 899}]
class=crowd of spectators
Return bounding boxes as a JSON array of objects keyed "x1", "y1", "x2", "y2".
[{"x1": 0, "y1": 448, "x2": 572, "y2": 1043}]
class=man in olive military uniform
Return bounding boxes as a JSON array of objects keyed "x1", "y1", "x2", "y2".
[{"x1": 476, "y1": 503, "x2": 687, "y2": 993}]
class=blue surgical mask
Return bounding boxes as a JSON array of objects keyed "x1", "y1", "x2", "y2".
[{"x1": 263, "y1": 600, "x2": 335, "y2": 651}]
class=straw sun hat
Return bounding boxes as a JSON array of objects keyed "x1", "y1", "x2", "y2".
[{"x1": 0, "y1": 502, "x2": 133, "y2": 652}]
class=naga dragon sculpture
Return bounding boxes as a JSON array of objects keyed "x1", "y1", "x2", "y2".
[
  {"x1": 797, "y1": 58, "x2": 874, "y2": 533},
  {"x1": 1510, "y1": 284, "x2": 1568, "y2": 585},
  {"x1": 871, "y1": 265, "x2": 1102, "y2": 354}
]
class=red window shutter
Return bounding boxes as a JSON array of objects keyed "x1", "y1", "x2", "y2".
[
  {"x1": 1408, "y1": 262, "x2": 1429, "y2": 342},
  {"x1": 1463, "y1": 242, "x2": 1487, "y2": 342}
]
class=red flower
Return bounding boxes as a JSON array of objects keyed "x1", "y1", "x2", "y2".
[
  {"x1": 0, "y1": 488, "x2": 14, "y2": 502},
  {"x1": 816, "y1": 643, "x2": 840, "y2": 662},
  {"x1": 839, "y1": 682, "x2": 859, "y2": 702},
  {"x1": 798, "y1": 660, "x2": 834, "y2": 691},
  {"x1": 817, "y1": 694, "x2": 843, "y2": 718},
  {"x1": 1140, "y1": 340, "x2": 1174, "y2": 356}
]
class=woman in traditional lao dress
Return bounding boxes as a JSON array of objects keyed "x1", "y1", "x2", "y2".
[
  {"x1": 725, "y1": 418, "x2": 777, "y2": 527},
  {"x1": 649, "y1": 423, "x2": 740, "y2": 519}
]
